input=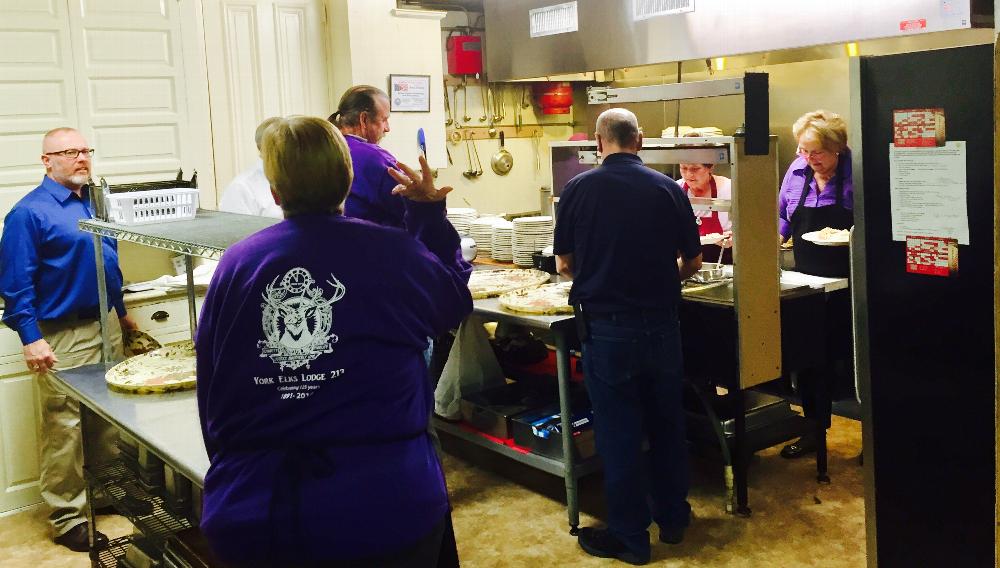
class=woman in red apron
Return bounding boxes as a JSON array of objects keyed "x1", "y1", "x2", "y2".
[
  {"x1": 679, "y1": 160, "x2": 733, "y2": 264},
  {"x1": 777, "y1": 110, "x2": 855, "y2": 461}
]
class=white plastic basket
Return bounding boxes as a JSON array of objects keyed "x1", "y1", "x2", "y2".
[{"x1": 106, "y1": 187, "x2": 199, "y2": 225}]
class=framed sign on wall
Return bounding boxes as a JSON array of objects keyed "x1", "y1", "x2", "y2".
[{"x1": 388, "y1": 74, "x2": 431, "y2": 112}]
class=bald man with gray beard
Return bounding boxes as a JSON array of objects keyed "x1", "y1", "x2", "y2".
[{"x1": 0, "y1": 128, "x2": 136, "y2": 552}]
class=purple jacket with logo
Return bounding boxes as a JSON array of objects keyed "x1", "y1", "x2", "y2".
[{"x1": 196, "y1": 200, "x2": 471, "y2": 564}]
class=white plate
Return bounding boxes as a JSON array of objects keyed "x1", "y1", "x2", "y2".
[
  {"x1": 801, "y1": 230, "x2": 849, "y2": 246},
  {"x1": 700, "y1": 233, "x2": 724, "y2": 245}
]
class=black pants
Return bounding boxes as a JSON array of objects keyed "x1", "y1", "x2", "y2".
[
  {"x1": 236, "y1": 512, "x2": 459, "y2": 568},
  {"x1": 799, "y1": 289, "x2": 854, "y2": 429},
  {"x1": 336, "y1": 512, "x2": 459, "y2": 568}
]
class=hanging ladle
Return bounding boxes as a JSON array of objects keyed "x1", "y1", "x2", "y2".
[
  {"x1": 444, "y1": 81, "x2": 453, "y2": 126},
  {"x1": 461, "y1": 76, "x2": 471, "y2": 122},
  {"x1": 463, "y1": 137, "x2": 483, "y2": 178}
]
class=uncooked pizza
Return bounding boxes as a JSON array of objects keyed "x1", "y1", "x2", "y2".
[
  {"x1": 467, "y1": 268, "x2": 551, "y2": 299},
  {"x1": 105, "y1": 341, "x2": 196, "y2": 394},
  {"x1": 499, "y1": 282, "x2": 574, "y2": 315}
]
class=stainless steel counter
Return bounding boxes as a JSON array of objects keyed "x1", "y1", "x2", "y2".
[
  {"x1": 472, "y1": 296, "x2": 576, "y2": 331},
  {"x1": 51, "y1": 363, "x2": 208, "y2": 487}
]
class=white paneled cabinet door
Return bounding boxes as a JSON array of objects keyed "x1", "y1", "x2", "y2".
[
  {"x1": 0, "y1": 329, "x2": 42, "y2": 514},
  {"x1": 202, "y1": 0, "x2": 331, "y2": 191},
  {"x1": 0, "y1": 0, "x2": 80, "y2": 225},
  {"x1": 65, "y1": 0, "x2": 213, "y2": 191}
]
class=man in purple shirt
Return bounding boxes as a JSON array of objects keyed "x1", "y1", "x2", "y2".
[
  {"x1": 196, "y1": 116, "x2": 471, "y2": 566},
  {"x1": 328, "y1": 85, "x2": 405, "y2": 228}
]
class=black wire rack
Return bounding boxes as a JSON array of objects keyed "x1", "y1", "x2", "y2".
[
  {"x1": 94, "y1": 535, "x2": 132, "y2": 568},
  {"x1": 86, "y1": 459, "x2": 194, "y2": 568}
]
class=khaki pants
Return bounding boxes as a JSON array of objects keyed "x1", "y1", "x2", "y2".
[{"x1": 36, "y1": 316, "x2": 122, "y2": 537}]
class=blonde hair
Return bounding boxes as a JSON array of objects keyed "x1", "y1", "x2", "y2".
[
  {"x1": 792, "y1": 110, "x2": 848, "y2": 153},
  {"x1": 261, "y1": 116, "x2": 354, "y2": 216},
  {"x1": 254, "y1": 117, "x2": 281, "y2": 150}
]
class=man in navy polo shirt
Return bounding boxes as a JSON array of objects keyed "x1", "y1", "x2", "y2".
[
  {"x1": 0, "y1": 127, "x2": 136, "y2": 552},
  {"x1": 554, "y1": 108, "x2": 702, "y2": 565}
]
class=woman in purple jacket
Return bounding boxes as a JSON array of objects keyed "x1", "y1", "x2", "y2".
[{"x1": 196, "y1": 116, "x2": 472, "y2": 566}]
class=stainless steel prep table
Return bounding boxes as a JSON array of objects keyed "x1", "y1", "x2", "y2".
[
  {"x1": 680, "y1": 276, "x2": 846, "y2": 514},
  {"x1": 450, "y1": 276, "x2": 842, "y2": 525},
  {"x1": 434, "y1": 295, "x2": 597, "y2": 534},
  {"x1": 50, "y1": 363, "x2": 208, "y2": 486}
]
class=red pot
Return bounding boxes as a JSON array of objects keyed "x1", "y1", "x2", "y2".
[{"x1": 533, "y1": 82, "x2": 573, "y2": 115}]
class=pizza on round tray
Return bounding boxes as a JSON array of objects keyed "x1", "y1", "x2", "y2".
[
  {"x1": 105, "y1": 340, "x2": 196, "y2": 394},
  {"x1": 499, "y1": 282, "x2": 574, "y2": 315},
  {"x1": 467, "y1": 268, "x2": 551, "y2": 299}
]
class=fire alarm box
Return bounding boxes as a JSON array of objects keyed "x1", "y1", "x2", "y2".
[{"x1": 447, "y1": 35, "x2": 482, "y2": 75}]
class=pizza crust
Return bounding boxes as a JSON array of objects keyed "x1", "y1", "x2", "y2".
[
  {"x1": 468, "y1": 268, "x2": 551, "y2": 299},
  {"x1": 105, "y1": 340, "x2": 196, "y2": 394},
  {"x1": 499, "y1": 282, "x2": 574, "y2": 315}
]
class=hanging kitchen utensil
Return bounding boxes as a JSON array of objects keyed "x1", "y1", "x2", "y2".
[
  {"x1": 463, "y1": 136, "x2": 484, "y2": 178},
  {"x1": 444, "y1": 82, "x2": 453, "y2": 126},
  {"x1": 471, "y1": 137, "x2": 483, "y2": 177},
  {"x1": 491, "y1": 131, "x2": 513, "y2": 176},
  {"x1": 463, "y1": 138, "x2": 476, "y2": 178},
  {"x1": 461, "y1": 76, "x2": 471, "y2": 122},
  {"x1": 478, "y1": 80, "x2": 488, "y2": 122}
]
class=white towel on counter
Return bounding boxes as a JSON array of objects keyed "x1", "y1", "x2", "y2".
[{"x1": 434, "y1": 315, "x2": 507, "y2": 420}]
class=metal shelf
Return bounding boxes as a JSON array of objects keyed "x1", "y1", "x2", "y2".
[
  {"x1": 94, "y1": 535, "x2": 132, "y2": 568},
  {"x1": 434, "y1": 418, "x2": 602, "y2": 479},
  {"x1": 86, "y1": 460, "x2": 192, "y2": 541},
  {"x1": 78, "y1": 209, "x2": 279, "y2": 261}
]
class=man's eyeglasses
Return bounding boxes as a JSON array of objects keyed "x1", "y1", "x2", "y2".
[
  {"x1": 796, "y1": 147, "x2": 829, "y2": 159},
  {"x1": 45, "y1": 148, "x2": 95, "y2": 159}
]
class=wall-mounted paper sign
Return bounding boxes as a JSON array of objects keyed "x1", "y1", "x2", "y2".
[
  {"x1": 905, "y1": 235, "x2": 958, "y2": 277},
  {"x1": 388, "y1": 75, "x2": 430, "y2": 112},
  {"x1": 889, "y1": 141, "x2": 969, "y2": 245},
  {"x1": 893, "y1": 108, "x2": 945, "y2": 147}
]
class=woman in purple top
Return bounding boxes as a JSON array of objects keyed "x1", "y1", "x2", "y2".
[
  {"x1": 778, "y1": 109, "x2": 854, "y2": 277},
  {"x1": 777, "y1": 110, "x2": 855, "y2": 462},
  {"x1": 196, "y1": 116, "x2": 472, "y2": 566}
]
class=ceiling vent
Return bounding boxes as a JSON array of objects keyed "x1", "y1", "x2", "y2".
[
  {"x1": 529, "y1": 1, "x2": 579, "y2": 38},
  {"x1": 633, "y1": 0, "x2": 695, "y2": 21}
]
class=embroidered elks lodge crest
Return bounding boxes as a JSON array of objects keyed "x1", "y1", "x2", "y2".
[{"x1": 257, "y1": 267, "x2": 346, "y2": 371}]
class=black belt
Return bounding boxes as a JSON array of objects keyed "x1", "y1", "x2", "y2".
[
  {"x1": 584, "y1": 307, "x2": 676, "y2": 324},
  {"x1": 74, "y1": 307, "x2": 100, "y2": 320},
  {"x1": 41, "y1": 307, "x2": 101, "y2": 324}
]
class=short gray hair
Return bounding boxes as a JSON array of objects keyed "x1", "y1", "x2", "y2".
[
  {"x1": 261, "y1": 116, "x2": 354, "y2": 217},
  {"x1": 255, "y1": 117, "x2": 281, "y2": 150},
  {"x1": 596, "y1": 108, "x2": 640, "y2": 148}
]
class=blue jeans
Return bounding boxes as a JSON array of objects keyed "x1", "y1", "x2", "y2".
[{"x1": 582, "y1": 309, "x2": 691, "y2": 556}]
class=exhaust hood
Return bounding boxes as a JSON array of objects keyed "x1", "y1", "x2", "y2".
[{"x1": 483, "y1": 0, "x2": 991, "y2": 81}]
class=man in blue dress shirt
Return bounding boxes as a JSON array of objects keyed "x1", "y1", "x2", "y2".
[{"x1": 0, "y1": 127, "x2": 136, "y2": 552}]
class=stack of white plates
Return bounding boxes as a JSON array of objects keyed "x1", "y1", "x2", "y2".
[
  {"x1": 512, "y1": 216, "x2": 554, "y2": 267},
  {"x1": 470, "y1": 216, "x2": 503, "y2": 256},
  {"x1": 491, "y1": 220, "x2": 514, "y2": 262},
  {"x1": 446, "y1": 207, "x2": 478, "y2": 235}
]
